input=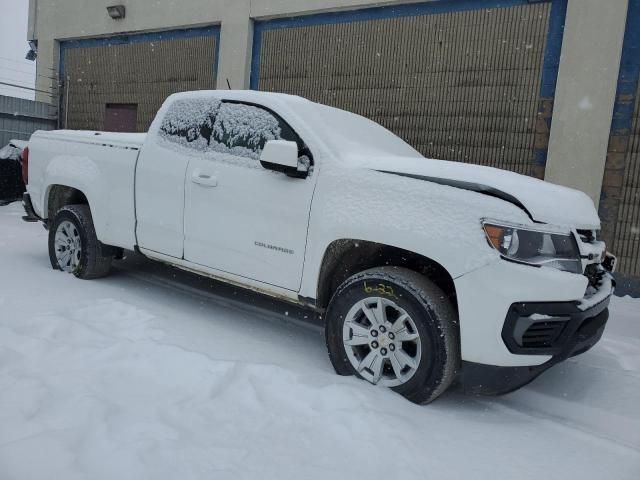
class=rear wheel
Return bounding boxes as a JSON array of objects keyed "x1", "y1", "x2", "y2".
[
  {"x1": 48, "y1": 204, "x2": 112, "y2": 279},
  {"x1": 326, "y1": 266, "x2": 460, "y2": 404}
]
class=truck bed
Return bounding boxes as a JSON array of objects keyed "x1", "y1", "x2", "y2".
[
  {"x1": 34, "y1": 130, "x2": 146, "y2": 149},
  {"x1": 27, "y1": 129, "x2": 144, "y2": 251}
]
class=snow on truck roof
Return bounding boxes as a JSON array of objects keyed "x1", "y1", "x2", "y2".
[
  {"x1": 158, "y1": 90, "x2": 423, "y2": 159},
  {"x1": 167, "y1": 90, "x2": 312, "y2": 106}
]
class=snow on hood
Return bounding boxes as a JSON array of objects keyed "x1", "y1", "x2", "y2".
[{"x1": 354, "y1": 156, "x2": 601, "y2": 230}]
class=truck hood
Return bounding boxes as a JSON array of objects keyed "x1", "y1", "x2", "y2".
[{"x1": 354, "y1": 155, "x2": 601, "y2": 230}]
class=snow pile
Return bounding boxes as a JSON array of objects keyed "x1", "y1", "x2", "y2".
[{"x1": 0, "y1": 203, "x2": 639, "y2": 479}]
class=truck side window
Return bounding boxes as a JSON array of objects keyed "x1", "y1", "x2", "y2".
[
  {"x1": 159, "y1": 98, "x2": 222, "y2": 146},
  {"x1": 213, "y1": 102, "x2": 282, "y2": 160},
  {"x1": 158, "y1": 97, "x2": 312, "y2": 164},
  {"x1": 219, "y1": 101, "x2": 312, "y2": 163}
]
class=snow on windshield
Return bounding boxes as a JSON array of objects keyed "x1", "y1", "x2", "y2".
[
  {"x1": 159, "y1": 98, "x2": 282, "y2": 161},
  {"x1": 312, "y1": 104, "x2": 423, "y2": 159}
]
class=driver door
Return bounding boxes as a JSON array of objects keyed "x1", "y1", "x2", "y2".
[{"x1": 182, "y1": 101, "x2": 317, "y2": 291}]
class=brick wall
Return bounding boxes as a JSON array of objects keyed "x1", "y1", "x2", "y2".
[{"x1": 599, "y1": 0, "x2": 640, "y2": 288}]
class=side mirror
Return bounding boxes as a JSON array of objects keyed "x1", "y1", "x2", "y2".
[{"x1": 260, "y1": 140, "x2": 309, "y2": 178}]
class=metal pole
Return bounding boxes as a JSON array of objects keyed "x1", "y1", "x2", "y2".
[{"x1": 64, "y1": 75, "x2": 70, "y2": 128}]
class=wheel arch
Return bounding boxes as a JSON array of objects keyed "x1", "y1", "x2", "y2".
[
  {"x1": 45, "y1": 184, "x2": 90, "y2": 221},
  {"x1": 41, "y1": 155, "x2": 103, "y2": 219},
  {"x1": 315, "y1": 239, "x2": 458, "y2": 313}
]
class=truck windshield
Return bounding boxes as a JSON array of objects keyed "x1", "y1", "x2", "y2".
[{"x1": 311, "y1": 103, "x2": 423, "y2": 159}]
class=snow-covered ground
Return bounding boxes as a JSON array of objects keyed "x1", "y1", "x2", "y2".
[{"x1": 0, "y1": 201, "x2": 639, "y2": 480}]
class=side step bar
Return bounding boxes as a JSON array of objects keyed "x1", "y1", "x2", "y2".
[{"x1": 22, "y1": 192, "x2": 43, "y2": 225}]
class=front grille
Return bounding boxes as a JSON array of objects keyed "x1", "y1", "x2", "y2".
[
  {"x1": 576, "y1": 229, "x2": 608, "y2": 291},
  {"x1": 521, "y1": 320, "x2": 567, "y2": 348},
  {"x1": 584, "y1": 264, "x2": 606, "y2": 290}
]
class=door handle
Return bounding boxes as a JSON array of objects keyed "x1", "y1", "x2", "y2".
[{"x1": 191, "y1": 169, "x2": 218, "y2": 187}]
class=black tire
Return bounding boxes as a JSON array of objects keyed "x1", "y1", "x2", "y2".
[
  {"x1": 48, "y1": 204, "x2": 112, "y2": 279},
  {"x1": 325, "y1": 266, "x2": 460, "y2": 404}
]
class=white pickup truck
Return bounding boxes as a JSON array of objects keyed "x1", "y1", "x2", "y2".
[{"x1": 22, "y1": 90, "x2": 616, "y2": 403}]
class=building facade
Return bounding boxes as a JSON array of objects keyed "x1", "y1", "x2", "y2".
[
  {"x1": 27, "y1": 0, "x2": 639, "y2": 294},
  {"x1": 0, "y1": 95, "x2": 56, "y2": 147}
]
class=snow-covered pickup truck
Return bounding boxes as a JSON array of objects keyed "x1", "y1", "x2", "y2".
[{"x1": 22, "y1": 90, "x2": 616, "y2": 403}]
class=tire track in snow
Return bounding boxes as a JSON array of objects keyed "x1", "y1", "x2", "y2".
[{"x1": 490, "y1": 393, "x2": 640, "y2": 453}]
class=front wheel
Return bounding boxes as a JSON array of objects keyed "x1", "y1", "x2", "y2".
[
  {"x1": 326, "y1": 267, "x2": 460, "y2": 404},
  {"x1": 48, "y1": 204, "x2": 112, "y2": 279}
]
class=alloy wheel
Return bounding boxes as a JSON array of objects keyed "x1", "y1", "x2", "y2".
[
  {"x1": 54, "y1": 220, "x2": 82, "y2": 272},
  {"x1": 342, "y1": 297, "x2": 422, "y2": 387}
]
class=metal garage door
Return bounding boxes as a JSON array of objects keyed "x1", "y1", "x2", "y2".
[
  {"x1": 253, "y1": 1, "x2": 564, "y2": 178},
  {"x1": 614, "y1": 91, "x2": 640, "y2": 277},
  {"x1": 600, "y1": 0, "x2": 640, "y2": 284},
  {"x1": 60, "y1": 27, "x2": 218, "y2": 132}
]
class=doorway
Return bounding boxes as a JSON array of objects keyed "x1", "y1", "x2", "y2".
[{"x1": 104, "y1": 103, "x2": 138, "y2": 132}]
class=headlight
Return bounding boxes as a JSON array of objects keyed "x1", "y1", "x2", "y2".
[{"x1": 482, "y1": 221, "x2": 582, "y2": 274}]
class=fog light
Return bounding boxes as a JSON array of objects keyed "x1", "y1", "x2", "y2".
[{"x1": 514, "y1": 314, "x2": 570, "y2": 348}]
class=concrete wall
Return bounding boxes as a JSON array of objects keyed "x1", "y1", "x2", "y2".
[
  {"x1": 29, "y1": 0, "x2": 425, "y2": 99},
  {"x1": 28, "y1": 0, "x2": 630, "y2": 203},
  {"x1": 545, "y1": 0, "x2": 629, "y2": 204}
]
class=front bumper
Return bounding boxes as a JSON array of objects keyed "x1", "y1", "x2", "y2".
[
  {"x1": 453, "y1": 256, "x2": 614, "y2": 394},
  {"x1": 458, "y1": 290, "x2": 611, "y2": 395}
]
